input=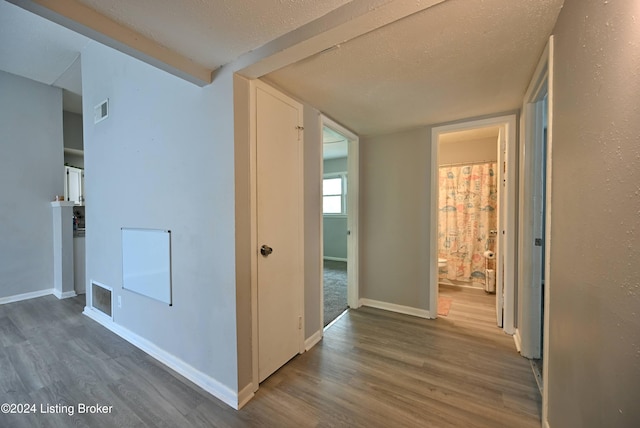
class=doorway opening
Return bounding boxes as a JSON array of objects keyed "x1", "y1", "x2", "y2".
[
  {"x1": 436, "y1": 126, "x2": 501, "y2": 323},
  {"x1": 321, "y1": 116, "x2": 359, "y2": 328},
  {"x1": 430, "y1": 115, "x2": 517, "y2": 334}
]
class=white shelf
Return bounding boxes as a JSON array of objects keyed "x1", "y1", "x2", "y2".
[{"x1": 51, "y1": 201, "x2": 77, "y2": 207}]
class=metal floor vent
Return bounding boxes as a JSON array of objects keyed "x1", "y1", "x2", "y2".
[{"x1": 92, "y1": 282, "x2": 112, "y2": 318}]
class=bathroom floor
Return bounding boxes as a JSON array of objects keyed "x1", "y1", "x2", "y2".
[
  {"x1": 438, "y1": 283, "x2": 497, "y2": 332},
  {"x1": 439, "y1": 277, "x2": 485, "y2": 290}
]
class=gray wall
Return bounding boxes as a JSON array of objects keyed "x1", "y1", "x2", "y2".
[
  {"x1": 323, "y1": 217, "x2": 347, "y2": 260},
  {"x1": 439, "y1": 136, "x2": 497, "y2": 165},
  {"x1": 82, "y1": 41, "x2": 239, "y2": 391},
  {"x1": 0, "y1": 71, "x2": 63, "y2": 299},
  {"x1": 303, "y1": 104, "x2": 323, "y2": 339},
  {"x1": 548, "y1": 1, "x2": 640, "y2": 426},
  {"x1": 63, "y1": 111, "x2": 84, "y2": 169},
  {"x1": 63, "y1": 111, "x2": 83, "y2": 150},
  {"x1": 323, "y1": 156, "x2": 347, "y2": 260},
  {"x1": 64, "y1": 152, "x2": 84, "y2": 170},
  {"x1": 360, "y1": 128, "x2": 430, "y2": 308},
  {"x1": 233, "y1": 74, "x2": 252, "y2": 391},
  {"x1": 324, "y1": 156, "x2": 347, "y2": 174}
]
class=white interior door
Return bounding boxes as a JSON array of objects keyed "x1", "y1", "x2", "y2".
[
  {"x1": 518, "y1": 38, "x2": 551, "y2": 360},
  {"x1": 496, "y1": 128, "x2": 506, "y2": 327},
  {"x1": 256, "y1": 85, "x2": 303, "y2": 383}
]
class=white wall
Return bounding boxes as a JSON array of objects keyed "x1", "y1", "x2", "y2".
[
  {"x1": 0, "y1": 71, "x2": 63, "y2": 299},
  {"x1": 439, "y1": 136, "x2": 497, "y2": 165},
  {"x1": 548, "y1": 0, "x2": 640, "y2": 426},
  {"x1": 360, "y1": 128, "x2": 431, "y2": 309},
  {"x1": 81, "y1": 41, "x2": 239, "y2": 393}
]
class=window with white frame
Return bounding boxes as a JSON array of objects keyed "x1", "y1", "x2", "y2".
[{"x1": 323, "y1": 173, "x2": 347, "y2": 215}]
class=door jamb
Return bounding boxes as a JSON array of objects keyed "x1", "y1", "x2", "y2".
[
  {"x1": 543, "y1": 35, "x2": 554, "y2": 428},
  {"x1": 320, "y1": 116, "x2": 360, "y2": 314},
  {"x1": 429, "y1": 114, "x2": 517, "y2": 334}
]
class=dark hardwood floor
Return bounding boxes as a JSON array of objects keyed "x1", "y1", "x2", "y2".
[{"x1": 0, "y1": 289, "x2": 540, "y2": 427}]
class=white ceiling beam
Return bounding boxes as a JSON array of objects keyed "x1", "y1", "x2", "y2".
[
  {"x1": 7, "y1": 0, "x2": 214, "y2": 86},
  {"x1": 231, "y1": 0, "x2": 447, "y2": 79}
]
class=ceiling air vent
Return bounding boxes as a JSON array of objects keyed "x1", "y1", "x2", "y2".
[{"x1": 94, "y1": 98, "x2": 109, "y2": 124}]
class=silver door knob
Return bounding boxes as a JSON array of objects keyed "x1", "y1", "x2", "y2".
[{"x1": 260, "y1": 245, "x2": 273, "y2": 257}]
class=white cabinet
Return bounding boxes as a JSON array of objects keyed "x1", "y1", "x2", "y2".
[{"x1": 64, "y1": 166, "x2": 84, "y2": 205}]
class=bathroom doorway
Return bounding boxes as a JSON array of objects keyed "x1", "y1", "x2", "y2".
[
  {"x1": 321, "y1": 117, "x2": 359, "y2": 327},
  {"x1": 436, "y1": 126, "x2": 500, "y2": 326},
  {"x1": 430, "y1": 115, "x2": 517, "y2": 333},
  {"x1": 437, "y1": 127, "x2": 499, "y2": 291}
]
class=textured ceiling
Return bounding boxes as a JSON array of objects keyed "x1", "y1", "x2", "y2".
[
  {"x1": 265, "y1": 0, "x2": 564, "y2": 136},
  {"x1": 75, "y1": 0, "x2": 352, "y2": 68},
  {"x1": 2, "y1": 0, "x2": 564, "y2": 136}
]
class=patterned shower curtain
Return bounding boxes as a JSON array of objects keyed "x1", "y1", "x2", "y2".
[{"x1": 438, "y1": 162, "x2": 497, "y2": 284}]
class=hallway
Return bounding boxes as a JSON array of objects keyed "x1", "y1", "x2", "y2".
[
  {"x1": 0, "y1": 292, "x2": 540, "y2": 427},
  {"x1": 252, "y1": 298, "x2": 541, "y2": 427}
]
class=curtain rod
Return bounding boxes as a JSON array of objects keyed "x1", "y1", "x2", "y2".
[{"x1": 439, "y1": 160, "x2": 497, "y2": 168}]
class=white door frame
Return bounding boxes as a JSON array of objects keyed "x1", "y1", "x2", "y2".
[
  {"x1": 249, "y1": 80, "x2": 305, "y2": 390},
  {"x1": 320, "y1": 115, "x2": 360, "y2": 316},
  {"x1": 430, "y1": 114, "x2": 517, "y2": 334},
  {"x1": 542, "y1": 35, "x2": 554, "y2": 428},
  {"x1": 519, "y1": 36, "x2": 554, "y2": 426},
  {"x1": 497, "y1": 127, "x2": 506, "y2": 327},
  {"x1": 517, "y1": 39, "x2": 550, "y2": 359}
]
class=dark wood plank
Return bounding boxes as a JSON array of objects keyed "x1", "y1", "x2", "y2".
[
  {"x1": 0, "y1": 290, "x2": 540, "y2": 427},
  {"x1": 0, "y1": 316, "x2": 26, "y2": 347}
]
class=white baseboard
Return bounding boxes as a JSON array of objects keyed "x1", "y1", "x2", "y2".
[
  {"x1": 359, "y1": 298, "x2": 431, "y2": 319},
  {"x1": 82, "y1": 306, "x2": 243, "y2": 410},
  {"x1": 0, "y1": 288, "x2": 53, "y2": 305},
  {"x1": 323, "y1": 256, "x2": 347, "y2": 262},
  {"x1": 544, "y1": 420, "x2": 550, "y2": 428},
  {"x1": 236, "y1": 383, "x2": 255, "y2": 410},
  {"x1": 304, "y1": 329, "x2": 323, "y2": 351},
  {"x1": 513, "y1": 328, "x2": 522, "y2": 353},
  {"x1": 53, "y1": 289, "x2": 77, "y2": 300},
  {"x1": 84, "y1": 305, "x2": 112, "y2": 322}
]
